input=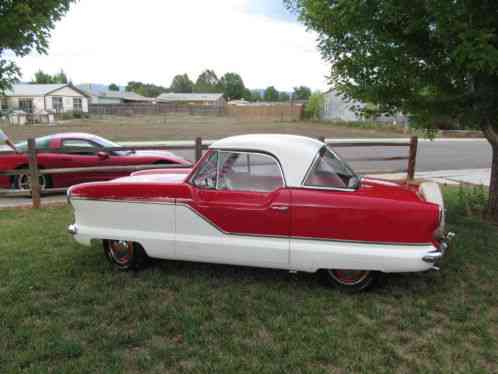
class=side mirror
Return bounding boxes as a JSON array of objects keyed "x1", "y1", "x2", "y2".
[{"x1": 97, "y1": 151, "x2": 109, "y2": 160}]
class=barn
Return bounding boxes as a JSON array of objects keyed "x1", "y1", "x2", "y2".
[{"x1": 156, "y1": 93, "x2": 225, "y2": 108}]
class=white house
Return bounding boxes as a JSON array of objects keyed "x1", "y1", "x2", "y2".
[{"x1": 1, "y1": 84, "x2": 89, "y2": 114}]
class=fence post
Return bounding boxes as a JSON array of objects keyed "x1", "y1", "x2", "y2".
[
  {"x1": 318, "y1": 136, "x2": 326, "y2": 143},
  {"x1": 407, "y1": 136, "x2": 418, "y2": 181},
  {"x1": 27, "y1": 138, "x2": 41, "y2": 209},
  {"x1": 195, "y1": 137, "x2": 202, "y2": 162}
]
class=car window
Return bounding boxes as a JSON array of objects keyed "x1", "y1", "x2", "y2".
[
  {"x1": 61, "y1": 139, "x2": 99, "y2": 155},
  {"x1": 191, "y1": 151, "x2": 219, "y2": 189},
  {"x1": 304, "y1": 147, "x2": 359, "y2": 189},
  {"x1": 15, "y1": 136, "x2": 52, "y2": 152},
  {"x1": 217, "y1": 151, "x2": 284, "y2": 192}
]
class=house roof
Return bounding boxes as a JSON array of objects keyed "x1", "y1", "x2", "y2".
[
  {"x1": 157, "y1": 93, "x2": 224, "y2": 102},
  {"x1": 101, "y1": 91, "x2": 154, "y2": 102},
  {"x1": 4, "y1": 84, "x2": 89, "y2": 97},
  {"x1": 210, "y1": 134, "x2": 324, "y2": 187}
]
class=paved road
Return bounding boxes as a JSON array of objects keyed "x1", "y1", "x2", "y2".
[
  {"x1": 171, "y1": 139, "x2": 492, "y2": 173},
  {"x1": 0, "y1": 139, "x2": 492, "y2": 208}
]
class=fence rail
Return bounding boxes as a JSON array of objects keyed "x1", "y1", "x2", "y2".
[{"x1": 0, "y1": 136, "x2": 418, "y2": 208}]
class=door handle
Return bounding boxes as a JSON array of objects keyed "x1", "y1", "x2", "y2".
[{"x1": 271, "y1": 204, "x2": 289, "y2": 211}]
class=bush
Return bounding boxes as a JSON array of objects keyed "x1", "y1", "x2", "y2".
[{"x1": 304, "y1": 92, "x2": 324, "y2": 120}]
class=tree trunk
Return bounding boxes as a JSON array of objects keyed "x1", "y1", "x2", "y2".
[
  {"x1": 481, "y1": 122, "x2": 498, "y2": 222},
  {"x1": 488, "y1": 144, "x2": 498, "y2": 221}
]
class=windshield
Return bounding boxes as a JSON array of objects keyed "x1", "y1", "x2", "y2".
[{"x1": 304, "y1": 146, "x2": 360, "y2": 189}]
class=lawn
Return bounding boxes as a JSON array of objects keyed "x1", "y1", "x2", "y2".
[
  {"x1": 1, "y1": 113, "x2": 411, "y2": 143},
  {"x1": 0, "y1": 189, "x2": 497, "y2": 373}
]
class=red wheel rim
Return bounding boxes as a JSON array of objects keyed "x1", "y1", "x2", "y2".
[
  {"x1": 108, "y1": 240, "x2": 133, "y2": 266},
  {"x1": 329, "y1": 270, "x2": 370, "y2": 286}
]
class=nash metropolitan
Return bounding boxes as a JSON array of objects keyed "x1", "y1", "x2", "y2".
[{"x1": 67, "y1": 134, "x2": 453, "y2": 291}]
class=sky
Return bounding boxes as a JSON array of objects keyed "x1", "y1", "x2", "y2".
[{"x1": 14, "y1": 0, "x2": 331, "y2": 92}]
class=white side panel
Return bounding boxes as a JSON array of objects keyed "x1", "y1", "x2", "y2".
[
  {"x1": 71, "y1": 199, "x2": 175, "y2": 258},
  {"x1": 291, "y1": 239, "x2": 436, "y2": 273},
  {"x1": 175, "y1": 205, "x2": 290, "y2": 269}
]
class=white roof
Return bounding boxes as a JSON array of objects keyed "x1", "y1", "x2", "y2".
[
  {"x1": 4, "y1": 84, "x2": 68, "y2": 96},
  {"x1": 157, "y1": 93, "x2": 223, "y2": 102},
  {"x1": 210, "y1": 134, "x2": 324, "y2": 187}
]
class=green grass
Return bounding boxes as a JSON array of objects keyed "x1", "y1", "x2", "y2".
[{"x1": 0, "y1": 189, "x2": 497, "y2": 373}]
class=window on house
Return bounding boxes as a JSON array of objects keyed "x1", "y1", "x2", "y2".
[
  {"x1": 19, "y1": 99, "x2": 33, "y2": 113},
  {"x1": 1, "y1": 98, "x2": 8, "y2": 111},
  {"x1": 73, "y1": 98, "x2": 82, "y2": 112},
  {"x1": 52, "y1": 97, "x2": 63, "y2": 113}
]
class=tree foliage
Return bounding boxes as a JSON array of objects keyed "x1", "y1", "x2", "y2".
[
  {"x1": 0, "y1": 0, "x2": 76, "y2": 92},
  {"x1": 32, "y1": 69, "x2": 68, "y2": 84},
  {"x1": 108, "y1": 83, "x2": 119, "y2": 91},
  {"x1": 304, "y1": 91, "x2": 324, "y2": 120},
  {"x1": 125, "y1": 81, "x2": 168, "y2": 97},
  {"x1": 279, "y1": 91, "x2": 290, "y2": 102},
  {"x1": 220, "y1": 72, "x2": 246, "y2": 100},
  {"x1": 194, "y1": 69, "x2": 222, "y2": 93},
  {"x1": 170, "y1": 74, "x2": 194, "y2": 93},
  {"x1": 292, "y1": 86, "x2": 311, "y2": 101},
  {"x1": 287, "y1": 0, "x2": 498, "y2": 220},
  {"x1": 264, "y1": 86, "x2": 280, "y2": 102}
]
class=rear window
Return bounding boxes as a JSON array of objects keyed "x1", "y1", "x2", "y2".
[
  {"x1": 15, "y1": 136, "x2": 52, "y2": 152},
  {"x1": 304, "y1": 147, "x2": 359, "y2": 189}
]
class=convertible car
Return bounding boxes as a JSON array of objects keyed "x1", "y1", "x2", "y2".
[
  {"x1": 0, "y1": 132, "x2": 190, "y2": 190},
  {"x1": 67, "y1": 134, "x2": 453, "y2": 291}
]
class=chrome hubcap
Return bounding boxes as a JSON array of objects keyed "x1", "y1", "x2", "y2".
[
  {"x1": 328, "y1": 270, "x2": 370, "y2": 286},
  {"x1": 108, "y1": 240, "x2": 133, "y2": 266}
]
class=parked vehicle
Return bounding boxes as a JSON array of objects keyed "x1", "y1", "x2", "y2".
[
  {"x1": 67, "y1": 134, "x2": 453, "y2": 291},
  {"x1": 0, "y1": 132, "x2": 191, "y2": 190}
]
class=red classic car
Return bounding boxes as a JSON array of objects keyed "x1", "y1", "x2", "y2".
[
  {"x1": 67, "y1": 134, "x2": 453, "y2": 291},
  {"x1": 0, "y1": 132, "x2": 190, "y2": 190}
]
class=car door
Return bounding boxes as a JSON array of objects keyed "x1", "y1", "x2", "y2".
[
  {"x1": 176, "y1": 150, "x2": 291, "y2": 269},
  {"x1": 59, "y1": 138, "x2": 110, "y2": 183}
]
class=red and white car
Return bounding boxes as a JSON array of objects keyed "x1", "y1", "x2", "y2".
[
  {"x1": 68, "y1": 134, "x2": 453, "y2": 291},
  {"x1": 0, "y1": 133, "x2": 190, "y2": 190}
]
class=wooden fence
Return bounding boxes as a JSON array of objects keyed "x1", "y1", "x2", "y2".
[
  {"x1": 225, "y1": 103, "x2": 304, "y2": 122},
  {"x1": 0, "y1": 136, "x2": 417, "y2": 209},
  {"x1": 89, "y1": 103, "x2": 224, "y2": 116}
]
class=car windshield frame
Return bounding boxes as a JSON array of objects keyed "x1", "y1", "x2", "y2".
[{"x1": 302, "y1": 146, "x2": 361, "y2": 191}]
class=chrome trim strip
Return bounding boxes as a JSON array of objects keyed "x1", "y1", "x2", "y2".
[{"x1": 70, "y1": 197, "x2": 432, "y2": 247}]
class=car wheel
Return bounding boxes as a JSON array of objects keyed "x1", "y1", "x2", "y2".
[
  {"x1": 322, "y1": 269, "x2": 378, "y2": 291},
  {"x1": 103, "y1": 240, "x2": 148, "y2": 271},
  {"x1": 13, "y1": 172, "x2": 51, "y2": 191}
]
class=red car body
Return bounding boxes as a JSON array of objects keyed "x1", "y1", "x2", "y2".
[
  {"x1": 68, "y1": 134, "x2": 453, "y2": 290},
  {"x1": 0, "y1": 133, "x2": 191, "y2": 189}
]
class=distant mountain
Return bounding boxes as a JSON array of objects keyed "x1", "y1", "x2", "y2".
[{"x1": 77, "y1": 83, "x2": 126, "y2": 94}]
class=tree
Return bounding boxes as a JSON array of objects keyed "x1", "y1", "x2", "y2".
[
  {"x1": 0, "y1": 0, "x2": 76, "y2": 93},
  {"x1": 279, "y1": 91, "x2": 290, "y2": 102},
  {"x1": 125, "y1": 81, "x2": 168, "y2": 97},
  {"x1": 264, "y1": 86, "x2": 279, "y2": 102},
  {"x1": 220, "y1": 73, "x2": 245, "y2": 100},
  {"x1": 108, "y1": 83, "x2": 120, "y2": 91},
  {"x1": 194, "y1": 69, "x2": 222, "y2": 93},
  {"x1": 292, "y1": 86, "x2": 311, "y2": 101},
  {"x1": 304, "y1": 91, "x2": 324, "y2": 120},
  {"x1": 32, "y1": 69, "x2": 68, "y2": 84},
  {"x1": 170, "y1": 74, "x2": 194, "y2": 93},
  {"x1": 287, "y1": 0, "x2": 498, "y2": 221},
  {"x1": 250, "y1": 90, "x2": 262, "y2": 102}
]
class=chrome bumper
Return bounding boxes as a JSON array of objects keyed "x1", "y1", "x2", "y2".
[
  {"x1": 422, "y1": 232, "x2": 455, "y2": 266},
  {"x1": 68, "y1": 224, "x2": 78, "y2": 235}
]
